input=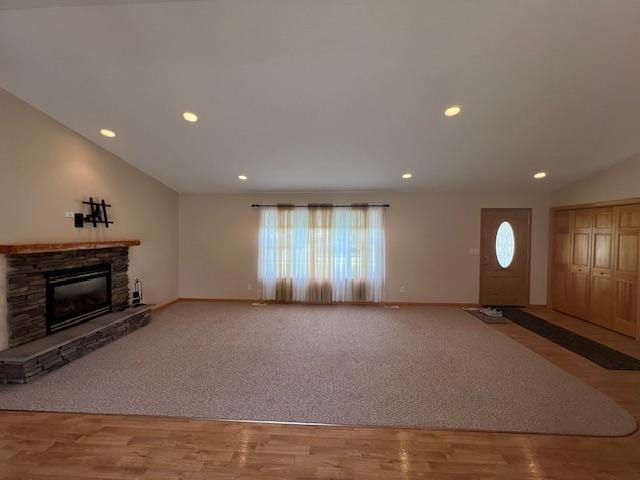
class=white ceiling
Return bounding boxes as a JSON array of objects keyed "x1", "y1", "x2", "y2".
[{"x1": 1, "y1": 0, "x2": 639, "y2": 193}]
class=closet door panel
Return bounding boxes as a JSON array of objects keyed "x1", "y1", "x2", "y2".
[
  {"x1": 613, "y1": 206, "x2": 640, "y2": 338},
  {"x1": 550, "y1": 211, "x2": 572, "y2": 311},
  {"x1": 567, "y1": 210, "x2": 593, "y2": 317},
  {"x1": 614, "y1": 280, "x2": 637, "y2": 336},
  {"x1": 590, "y1": 274, "x2": 614, "y2": 326},
  {"x1": 569, "y1": 271, "x2": 591, "y2": 317},
  {"x1": 593, "y1": 233, "x2": 613, "y2": 269},
  {"x1": 574, "y1": 211, "x2": 594, "y2": 229},
  {"x1": 571, "y1": 233, "x2": 591, "y2": 267},
  {"x1": 617, "y1": 234, "x2": 638, "y2": 273},
  {"x1": 619, "y1": 210, "x2": 640, "y2": 228},
  {"x1": 595, "y1": 210, "x2": 615, "y2": 229},
  {"x1": 588, "y1": 208, "x2": 615, "y2": 327},
  {"x1": 554, "y1": 231, "x2": 571, "y2": 265}
]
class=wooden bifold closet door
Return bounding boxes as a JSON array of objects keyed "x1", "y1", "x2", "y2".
[
  {"x1": 613, "y1": 206, "x2": 640, "y2": 336},
  {"x1": 589, "y1": 208, "x2": 615, "y2": 327},
  {"x1": 549, "y1": 203, "x2": 640, "y2": 339}
]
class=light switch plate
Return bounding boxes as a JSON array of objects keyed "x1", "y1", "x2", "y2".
[{"x1": 469, "y1": 248, "x2": 480, "y2": 256}]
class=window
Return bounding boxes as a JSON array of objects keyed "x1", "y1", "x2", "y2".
[
  {"x1": 495, "y1": 221, "x2": 515, "y2": 268},
  {"x1": 258, "y1": 206, "x2": 385, "y2": 302}
]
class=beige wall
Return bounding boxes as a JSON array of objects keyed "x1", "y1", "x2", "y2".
[
  {"x1": 0, "y1": 88, "x2": 179, "y2": 306},
  {"x1": 2, "y1": 84, "x2": 562, "y2": 310},
  {"x1": 179, "y1": 192, "x2": 549, "y2": 305},
  {"x1": 551, "y1": 154, "x2": 640, "y2": 206}
]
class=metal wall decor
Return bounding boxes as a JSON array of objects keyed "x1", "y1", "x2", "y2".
[{"x1": 75, "y1": 197, "x2": 114, "y2": 228}]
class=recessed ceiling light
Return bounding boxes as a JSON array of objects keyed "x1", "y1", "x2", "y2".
[
  {"x1": 402, "y1": 173, "x2": 413, "y2": 179},
  {"x1": 533, "y1": 171, "x2": 547, "y2": 179},
  {"x1": 444, "y1": 105, "x2": 462, "y2": 117},
  {"x1": 182, "y1": 112, "x2": 198, "y2": 122},
  {"x1": 100, "y1": 128, "x2": 116, "y2": 138},
  {"x1": 238, "y1": 175, "x2": 248, "y2": 181}
]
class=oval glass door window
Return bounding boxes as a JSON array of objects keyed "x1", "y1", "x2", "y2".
[{"x1": 495, "y1": 221, "x2": 516, "y2": 268}]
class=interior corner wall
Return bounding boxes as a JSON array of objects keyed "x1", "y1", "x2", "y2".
[
  {"x1": 0, "y1": 88, "x2": 179, "y2": 306},
  {"x1": 179, "y1": 191, "x2": 550, "y2": 305},
  {"x1": 551, "y1": 154, "x2": 640, "y2": 206}
]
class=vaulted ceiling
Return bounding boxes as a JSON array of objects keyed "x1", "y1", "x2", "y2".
[{"x1": 1, "y1": 0, "x2": 639, "y2": 192}]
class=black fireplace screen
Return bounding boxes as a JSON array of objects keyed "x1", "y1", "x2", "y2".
[{"x1": 46, "y1": 264, "x2": 112, "y2": 333}]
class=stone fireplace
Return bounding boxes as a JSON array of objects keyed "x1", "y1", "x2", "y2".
[
  {"x1": 4, "y1": 247, "x2": 129, "y2": 348},
  {"x1": 0, "y1": 241, "x2": 152, "y2": 383}
]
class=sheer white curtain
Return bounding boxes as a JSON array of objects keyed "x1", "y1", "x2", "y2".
[
  {"x1": 258, "y1": 207, "x2": 310, "y2": 302},
  {"x1": 258, "y1": 206, "x2": 385, "y2": 303}
]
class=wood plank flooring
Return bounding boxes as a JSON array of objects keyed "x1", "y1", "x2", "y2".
[{"x1": 0, "y1": 307, "x2": 638, "y2": 480}]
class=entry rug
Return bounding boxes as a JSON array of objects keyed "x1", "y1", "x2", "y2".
[
  {"x1": 501, "y1": 308, "x2": 640, "y2": 371},
  {"x1": 463, "y1": 308, "x2": 511, "y2": 324}
]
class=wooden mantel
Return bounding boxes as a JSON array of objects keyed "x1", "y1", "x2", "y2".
[{"x1": 0, "y1": 240, "x2": 141, "y2": 255}]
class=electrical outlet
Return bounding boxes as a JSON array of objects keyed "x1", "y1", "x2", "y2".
[
  {"x1": 65, "y1": 211, "x2": 75, "y2": 218},
  {"x1": 247, "y1": 284, "x2": 252, "y2": 291},
  {"x1": 399, "y1": 286, "x2": 405, "y2": 293}
]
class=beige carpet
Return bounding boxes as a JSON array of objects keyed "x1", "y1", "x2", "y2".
[{"x1": 0, "y1": 302, "x2": 635, "y2": 436}]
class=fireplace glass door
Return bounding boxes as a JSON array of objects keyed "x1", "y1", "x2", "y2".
[{"x1": 46, "y1": 264, "x2": 112, "y2": 333}]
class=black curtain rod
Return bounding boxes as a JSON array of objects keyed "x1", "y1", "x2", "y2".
[{"x1": 251, "y1": 203, "x2": 390, "y2": 208}]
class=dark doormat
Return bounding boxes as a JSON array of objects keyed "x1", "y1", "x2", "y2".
[
  {"x1": 500, "y1": 308, "x2": 640, "y2": 371},
  {"x1": 464, "y1": 308, "x2": 511, "y2": 324}
]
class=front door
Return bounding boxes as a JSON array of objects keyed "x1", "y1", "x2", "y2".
[{"x1": 480, "y1": 208, "x2": 531, "y2": 306}]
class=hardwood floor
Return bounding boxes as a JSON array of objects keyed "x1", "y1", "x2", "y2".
[{"x1": 0, "y1": 308, "x2": 639, "y2": 480}]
